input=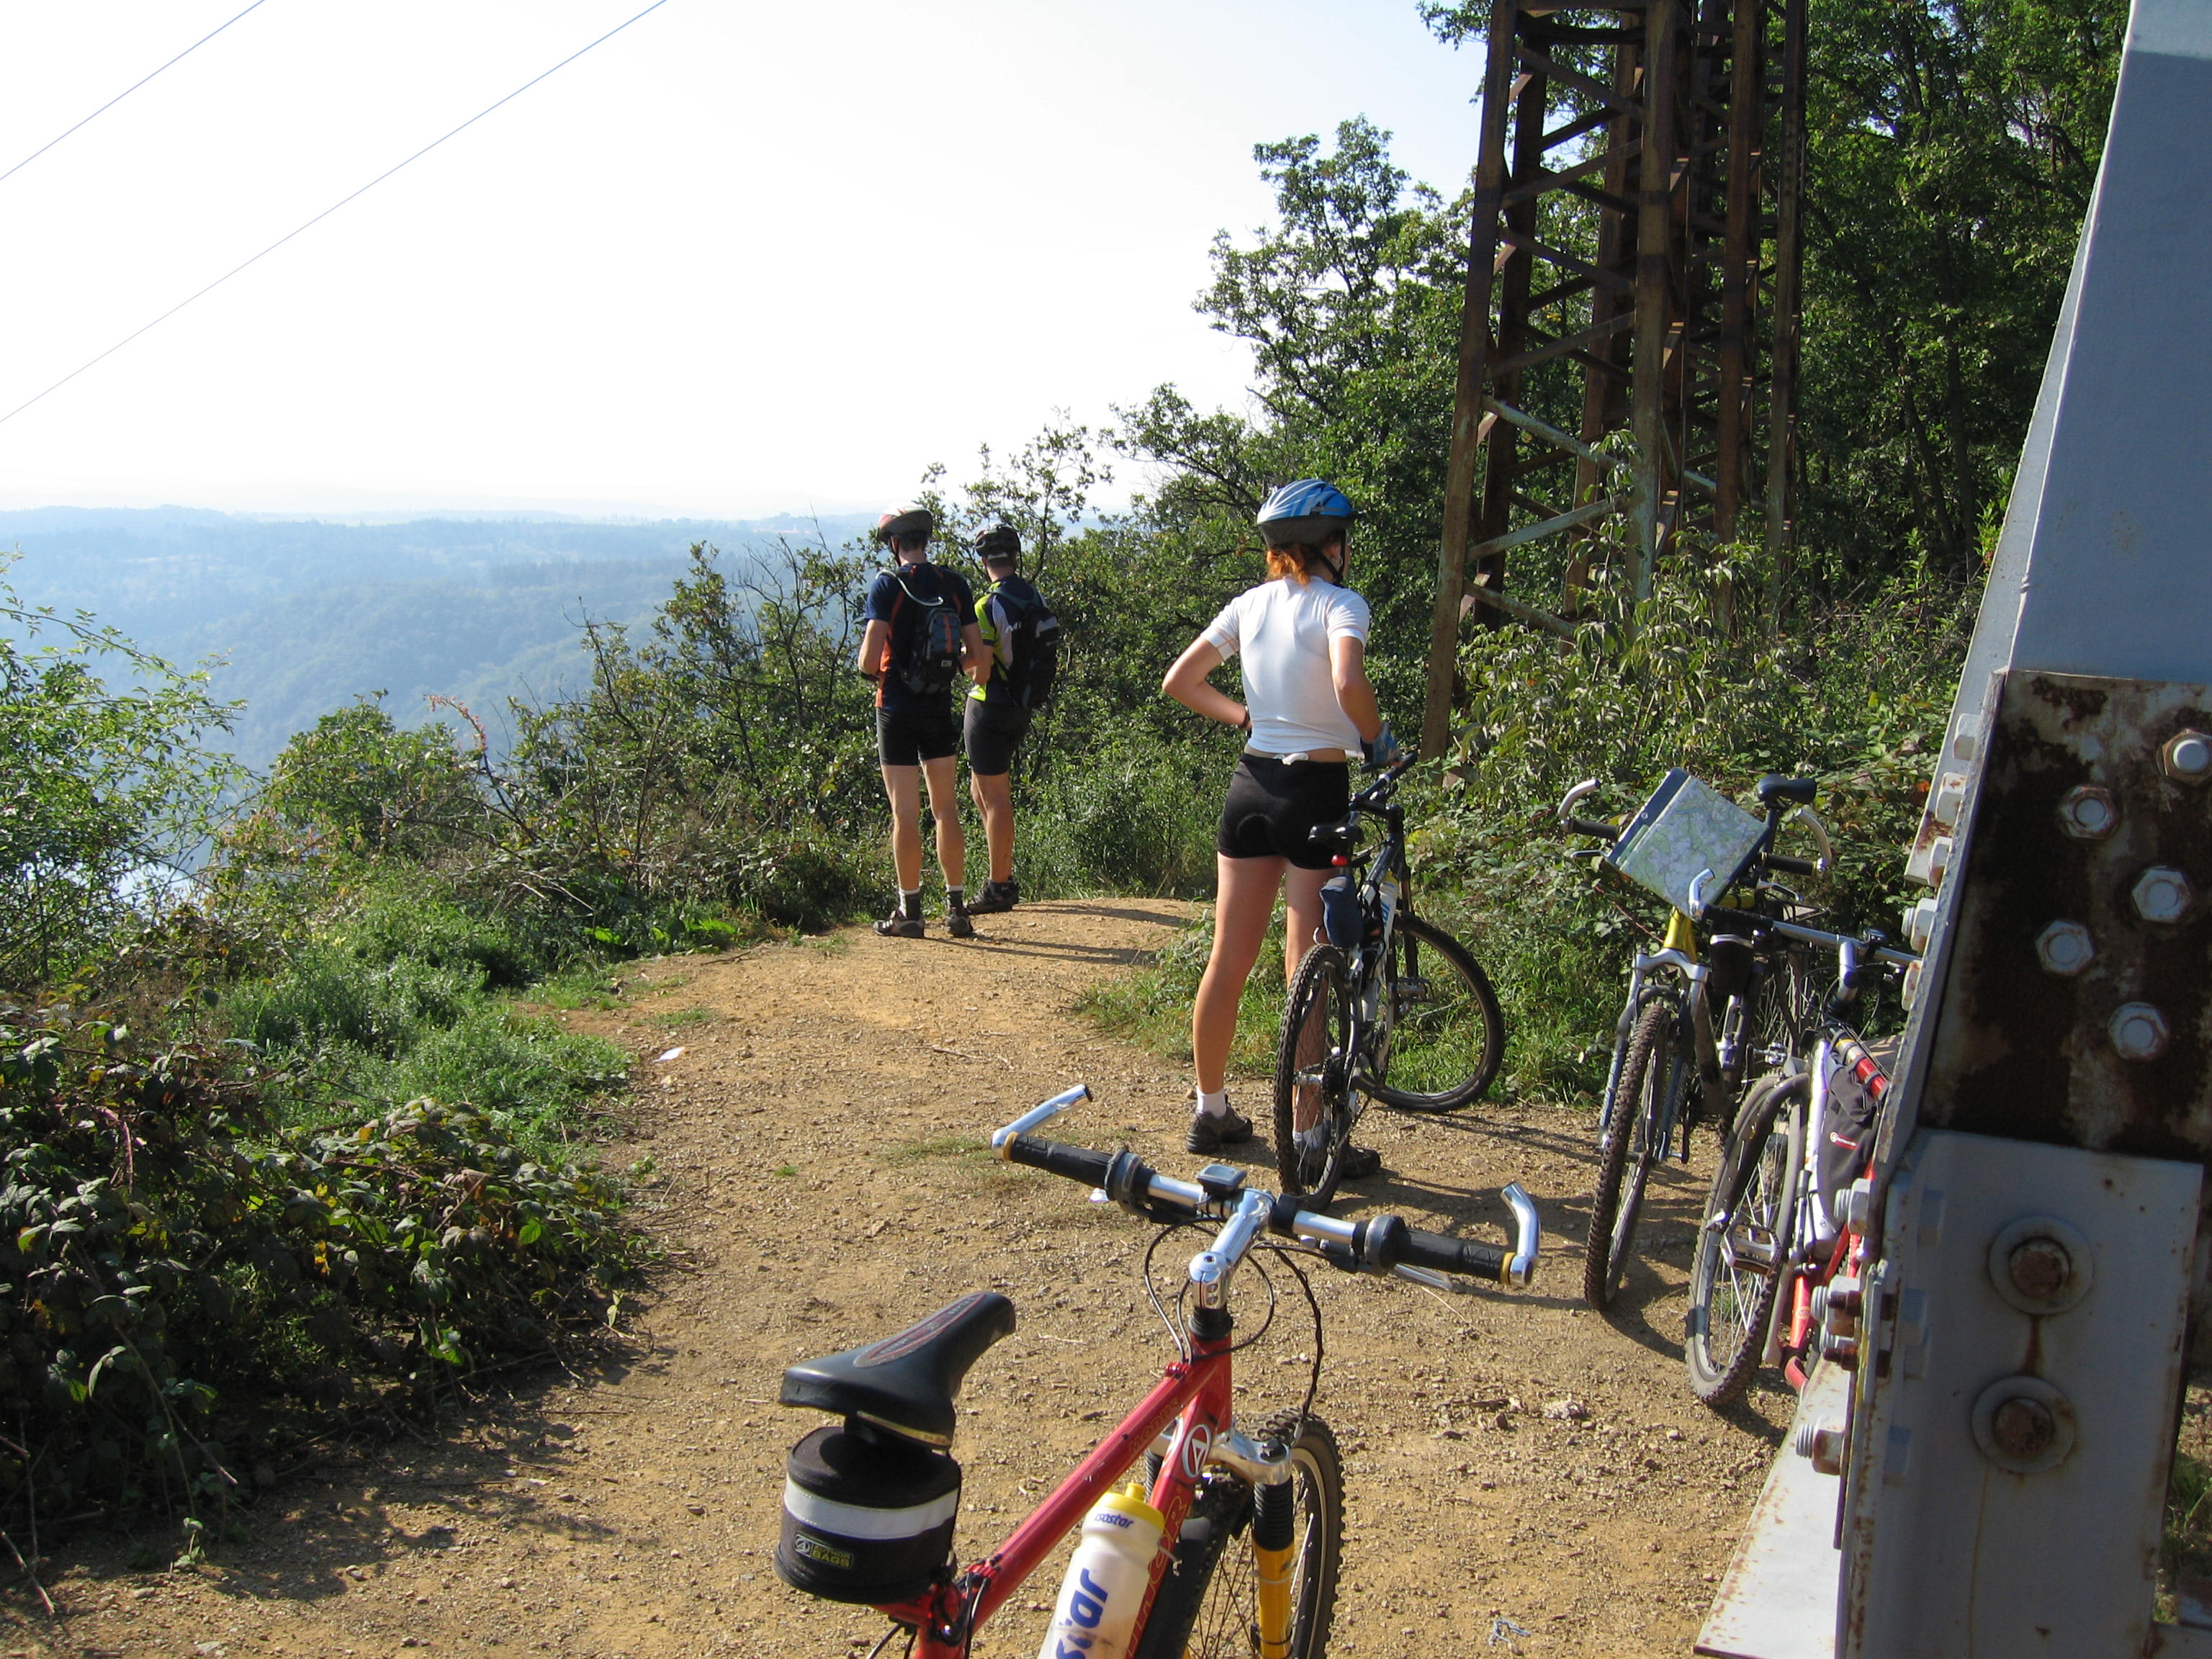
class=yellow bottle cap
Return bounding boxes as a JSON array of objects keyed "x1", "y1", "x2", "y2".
[{"x1": 1098, "y1": 1480, "x2": 1164, "y2": 1533}]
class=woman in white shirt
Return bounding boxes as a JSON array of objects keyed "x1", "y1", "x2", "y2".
[{"x1": 1161, "y1": 480, "x2": 1397, "y2": 1174}]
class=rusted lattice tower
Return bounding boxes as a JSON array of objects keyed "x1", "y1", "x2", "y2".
[{"x1": 1419, "y1": 0, "x2": 1809, "y2": 758}]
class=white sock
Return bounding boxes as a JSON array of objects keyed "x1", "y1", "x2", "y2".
[
  {"x1": 1198, "y1": 1089, "x2": 1230, "y2": 1119},
  {"x1": 1296, "y1": 1126, "x2": 1328, "y2": 1151}
]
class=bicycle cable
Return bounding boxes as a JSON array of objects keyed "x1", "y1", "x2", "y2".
[
  {"x1": 1259, "y1": 1243, "x2": 1327, "y2": 1434},
  {"x1": 1141, "y1": 1220, "x2": 1202, "y2": 1359}
]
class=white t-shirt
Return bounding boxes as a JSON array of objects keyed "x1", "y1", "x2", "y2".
[{"x1": 1200, "y1": 576, "x2": 1371, "y2": 755}]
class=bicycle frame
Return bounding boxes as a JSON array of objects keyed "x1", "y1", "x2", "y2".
[{"x1": 875, "y1": 1326, "x2": 1251, "y2": 1655}]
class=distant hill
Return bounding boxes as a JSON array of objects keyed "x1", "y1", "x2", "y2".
[{"x1": 1, "y1": 507, "x2": 875, "y2": 767}]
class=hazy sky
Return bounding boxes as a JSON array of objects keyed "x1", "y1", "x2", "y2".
[{"x1": 0, "y1": 1, "x2": 1481, "y2": 518}]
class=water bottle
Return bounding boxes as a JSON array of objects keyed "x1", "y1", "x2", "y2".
[
  {"x1": 1376, "y1": 862, "x2": 1401, "y2": 935},
  {"x1": 1035, "y1": 1480, "x2": 1164, "y2": 1659}
]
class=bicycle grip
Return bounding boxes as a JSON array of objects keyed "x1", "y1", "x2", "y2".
[
  {"x1": 1397, "y1": 1227, "x2": 1511, "y2": 1285},
  {"x1": 1566, "y1": 817, "x2": 1617, "y2": 841},
  {"x1": 1764, "y1": 853, "x2": 1817, "y2": 876},
  {"x1": 1002, "y1": 1135, "x2": 1115, "y2": 1190}
]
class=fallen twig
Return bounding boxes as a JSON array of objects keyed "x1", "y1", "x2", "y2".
[{"x1": 930, "y1": 1043, "x2": 1014, "y2": 1071}]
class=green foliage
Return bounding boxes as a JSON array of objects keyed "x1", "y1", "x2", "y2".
[
  {"x1": 0, "y1": 565, "x2": 245, "y2": 989},
  {"x1": 1794, "y1": 0, "x2": 2124, "y2": 579},
  {"x1": 257, "y1": 696, "x2": 489, "y2": 861},
  {"x1": 1424, "y1": 547, "x2": 1973, "y2": 1092},
  {"x1": 0, "y1": 1003, "x2": 643, "y2": 1525}
]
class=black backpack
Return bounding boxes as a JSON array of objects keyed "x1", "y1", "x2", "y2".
[
  {"x1": 889, "y1": 568, "x2": 965, "y2": 696},
  {"x1": 989, "y1": 578, "x2": 1062, "y2": 711}
]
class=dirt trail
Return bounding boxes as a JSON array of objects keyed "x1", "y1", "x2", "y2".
[{"x1": 32, "y1": 899, "x2": 1791, "y2": 1658}]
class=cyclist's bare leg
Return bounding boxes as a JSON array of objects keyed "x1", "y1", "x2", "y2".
[
  {"x1": 920, "y1": 753, "x2": 967, "y2": 891},
  {"x1": 969, "y1": 767, "x2": 1015, "y2": 884},
  {"x1": 1282, "y1": 864, "x2": 1330, "y2": 986},
  {"x1": 1193, "y1": 853, "x2": 1287, "y2": 1094},
  {"x1": 879, "y1": 763, "x2": 925, "y2": 891}
]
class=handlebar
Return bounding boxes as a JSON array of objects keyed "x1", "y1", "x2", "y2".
[{"x1": 992, "y1": 1093, "x2": 1539, "y2": 1291}]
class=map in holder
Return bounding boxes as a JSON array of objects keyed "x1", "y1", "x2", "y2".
[{"x1": 1605, "y1": 768, "x2": 1766, "y2": 914}]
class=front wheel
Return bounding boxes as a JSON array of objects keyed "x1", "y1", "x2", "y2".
[
  {"x1": 1274, "y1": 945, "x2": 1357, "y2": 1202},
  {"x1": 1582, "y1": 998, "x2": 1679, "y2": 1310},
  {"x1": 1366, "y1": 915, "x2": 1506, "y2": 1112},
  {"x1": 1133, "y1": 1409, "x2": 1343, "y2": 1659},
  {"x1": 1685, "y1": 1071, "x2": 1804, "y2": 1407}
]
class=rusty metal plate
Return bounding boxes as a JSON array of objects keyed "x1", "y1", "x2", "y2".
[
  {"x1": 1919, "y1": 671, "x2": 2212, "y2": 1156},
  {"x1": 1696, "y1": 1359, "x2": 1847, "y2": 1659}
]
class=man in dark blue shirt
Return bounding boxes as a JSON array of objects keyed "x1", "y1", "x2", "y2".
[{"x1": 855, "y1": 505, "x2": 985, "y2": 938}]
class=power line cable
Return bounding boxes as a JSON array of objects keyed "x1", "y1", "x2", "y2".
[
  {"x1": 0, "y1": 0, "x2": 673, "y2": 431},
  {"x1": 0, "y1": 0, "x2": 273, "y2": 189}
]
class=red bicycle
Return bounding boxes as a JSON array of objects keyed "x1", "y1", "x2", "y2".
[{"x1": 773, "y1": 1084, "x2": 1540, "y2": 1657}]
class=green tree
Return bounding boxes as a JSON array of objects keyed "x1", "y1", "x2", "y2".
[{"x1": 0, "y1": 569, "x2": 243, "y2": 987}]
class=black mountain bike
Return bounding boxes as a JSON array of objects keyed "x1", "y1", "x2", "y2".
[
  {"x1": 1273, "y1": 757, "x2": 1506, "y2": 1202},
  {"x1": 1560, "y1": 773, "x2": 1831, "y2": 1309}
]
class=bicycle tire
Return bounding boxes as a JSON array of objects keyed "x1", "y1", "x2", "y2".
[
  {"x1": 1743, "y1": 940, "x2": 1815, "y2": 1084},
  {"x1": 1132, "y1": 1408, "x2": 1343, "y2": 1659},
  {"x1": 1366, "y1": 914, "x2": 1506, "y2": 1112},
  {"x1": 1581, "y1": 998, "x2": 1677, "y2": 1310},
  {"x1": 1685, "y1": 1071, "x2": 1804, "y2": 1406},
  {"x1": 1273, "y1": 944, "x2": 1356, "y2": 1202}
]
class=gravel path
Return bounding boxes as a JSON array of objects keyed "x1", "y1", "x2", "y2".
[{"x1": 25, "y1": 899, "x2": 1793, "y2": 1658}]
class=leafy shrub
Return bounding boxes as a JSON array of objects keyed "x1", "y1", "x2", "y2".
[
  {"x1": 0, "y1": 1004, "x2": 644, "y2": 1527},
  {"x1": 1020, "y1": 742, "x2": 1222, "y2": 900},
  {"x1": 1424, "y1": 545, "x2": 1972, "y2": 1096},
  {"x1": 387, "y1": 1006, "x2": 629, "y2": 1137}
]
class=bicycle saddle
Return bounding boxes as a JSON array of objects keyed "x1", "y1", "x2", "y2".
[
  {"x1": 779, "y1": 1290, "x2": 1017, "y2": 1447},
  {"x1": 1756, "y1": 774, "x2": 1818, "y2": 806}
]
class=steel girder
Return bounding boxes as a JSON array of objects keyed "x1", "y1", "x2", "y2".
[{"x1": 1420, "y1": 0, "x2": 1807, "y2": 758}]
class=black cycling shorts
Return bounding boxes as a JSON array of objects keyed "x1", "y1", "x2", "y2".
[
  {"x1": 1218, "y1": 753, "x2": 1351, "y2": 869},
  {"x1": 963, "y1": 698, "x2": 1030, "y2": 776},
  {"x1": 877, "y1": 703, "x2": 959, "y2": 768}
]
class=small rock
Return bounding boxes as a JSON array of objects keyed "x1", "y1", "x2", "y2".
[
  {"x1": 253, "y1": 1463, "x2": 277, "y2": 1488},
  {"x1": 1543, "y1": 1398, "x2": 1589, "y2": 1422},
  {"x1": 1667, "y1": 1426, "x2": 1686, "y2": 1441},
  {"x1": 655, "y1": 1047, "x2": 685, "y2": 1064},
  {"x1": 496, "y1": 1577, "x2": 515, "y2": 1590},
  {"x1": 687, "y1": 1503, "x2": 706, "y2": 1516}
]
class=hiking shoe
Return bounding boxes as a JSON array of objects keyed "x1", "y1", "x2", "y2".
[
  {"x1": 966, "y1": 880, "x2": 1020, "y2": 915},
  {"x1": 873, "y1": 909, "x2": 924, "y2": 939},
  {"x1": 1186, "y1": 1105, "x2": 1254, "y2": 1154},
  {"x1": 1292, "y1": 1140, "x2": 1383, "y2": 1187},
  {"x1": 1339, "y1": 1143, "x2": 1383, "y2": 1181},
  {"x1": 946, "y1": 905, "x2": 976, "y2": 940}
]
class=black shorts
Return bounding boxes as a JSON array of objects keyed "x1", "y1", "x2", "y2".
[
  {"x1": 1217, "y1": 753, "x2": 1351, "y2": 868},
  {"x1": 963, "y1": 698, "x2": 1030, "y2": 776},
  {"x1": 877, "y1": 703, "x2": 959, "y2": 768}
]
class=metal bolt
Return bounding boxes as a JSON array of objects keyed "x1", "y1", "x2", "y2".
[
  {"x1": 1932, "y1": 772, "x2": 1969, "y2": 829},
  {"x1": 2163, "y1": 729, "x2": 2212, "y2": 784},
  {"x1": 2034, "y1": 920, "x2": 2095, "y2": 977},
  {"x1": 2110, "y1": 1001, "x2": 2170, "y2": 1061},
  {"x1": 1926, "y1": 835, "x2": 1955, "y2": 888},
  {"x1": 2132, "y1": 866, "x2": 2195, "y2": 925},
  {"x1": 2058, "y1": 785, "x2": 2118, "y2": 840},
  {"x1": 2007, "y1": 1237, "x2": 2074, "y2": 1304},
  {"x1": 1792, "y1": 1418, "x2": 1847, "y2": 1474},
  {"x1": 1989, "y1": 1395, "x2": 2058, "y2": 1462}
]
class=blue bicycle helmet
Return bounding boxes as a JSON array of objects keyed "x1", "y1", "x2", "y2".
[{"x1": 1255, "y1": 479, "x2": 1356, "y2": 547}]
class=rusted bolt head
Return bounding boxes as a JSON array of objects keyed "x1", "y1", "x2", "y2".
[
  {"x1": 2008, "y1": 1237, "x2": 2074, "y2": 1304},
  {"x1": 2034, "y1": 920, "x2": 2095, "y2": 977},
  {"x1": 2058, "y1": 785, "x2": 2118, "y2": 840},
  {"x1": 2110, "y1": 1001, "x2": 2170, "y2": 1061},
  {"x1": 2163, "y1": 729, "x2": 2212, "y2": 783},
  {"x1": 2132, "y1": 866, "x2": 2195, "y2": 925},
  {"x1": 1990, "y1": 1395, "x2": 2057, "y2": 1462}
]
